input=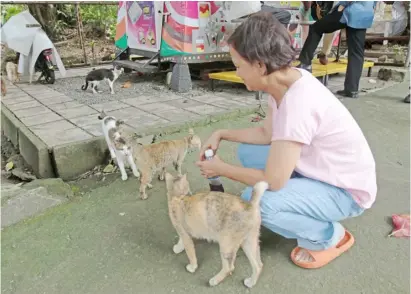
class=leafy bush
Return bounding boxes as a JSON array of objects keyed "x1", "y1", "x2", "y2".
[
  {"x1": 80, "y1": 5, "x2": 117, "y2": 38},
  {"x1": 1, "y1": 4, "x2": 27, "y2": 25},
  {"x1": 1, "y1": 4, "x2": 117, "y2": 40}
]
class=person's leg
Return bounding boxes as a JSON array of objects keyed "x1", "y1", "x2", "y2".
[
  {"x1": 241, "y1": 175, "x2": 364, "y2": 264},
  {"x1": 298, "y1": 10, "x2": 346, "y2": 69},
  {"x1": 337, "y1": 27, "x2": 367, "y2": 98},
  {"x1": 237, "y1": 143, "x2": 271, "y2": 170},
  {"x1": 318, "y1": 31, "x2": 337, "y2": 65}
]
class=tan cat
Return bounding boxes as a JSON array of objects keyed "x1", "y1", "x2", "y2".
[
  {"x1": 132, "y1": 128, "x2": 201, "y2": 200},
  {"x1": 165, "y1": 172, "x2": 268, "y2": 288},
  {"x1": 1, "y1": 76, "x2": 6, "y2": 97},
  {"x1": 6, "y1": 62, "x2": 19, "y2": 84}
]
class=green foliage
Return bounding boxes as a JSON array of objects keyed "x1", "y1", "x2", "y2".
[
  {"x1": 80, "y1": 5, "x2": 117, "y2": 38},
  {"x1": 1, "y1": 3, "x2": 117, "y2": 40},
  {"x1": 1, "y1": 4, "x2": 27, "y2": 24}
]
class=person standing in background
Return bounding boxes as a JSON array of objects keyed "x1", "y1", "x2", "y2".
[
  {"x1": 298, "y1": 1, "x2": 376, "y2": 98},
  {"x1": 303, "y1": 1, "x2": 339, "y2": 65}
]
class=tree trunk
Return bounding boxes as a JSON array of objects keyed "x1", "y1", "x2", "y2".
[
  {"x1": 27, "y1": 3, "x2": 58, "y2": 40},
  {"x1": 76, "y1": 3, "x2": 88, "y2": 64}
]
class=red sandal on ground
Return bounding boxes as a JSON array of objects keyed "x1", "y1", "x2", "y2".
[{"x1": 290, "y1": 230, "x2": 355, "y2": 269}]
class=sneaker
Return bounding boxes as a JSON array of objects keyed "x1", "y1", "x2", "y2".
[{"x1": 336, "y1": 90, "x2": 359, "y2": 99}]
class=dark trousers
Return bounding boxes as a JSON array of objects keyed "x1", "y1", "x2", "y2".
[{"x1": 298, "y1": 10, "x2": 367, "y2": 92}]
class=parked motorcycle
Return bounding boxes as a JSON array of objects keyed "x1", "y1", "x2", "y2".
[{"x1": 16, "y1": 49, "x2": 55, "y2": 84}]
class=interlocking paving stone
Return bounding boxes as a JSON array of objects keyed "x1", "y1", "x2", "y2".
[
  {"x1": 121, "y1": 94, "x2": 181, "y2": 107},
  {"x1": 89, "y1": 101, "x2": 130, "y2": 112},
  {"x1": 13, "y1": 106, "x2": 52, "y2": 118},
  {"x1": 136, "y1": 102, "x2": 178, "y2": 113},
  {"x1": 69, "y1": 114, "x2": 100, "y2": 127},
  {"x1": 35, "y1": 96, "x2": 73, "y2": 105},
  {"x1": 125, "y1": 114, "x2": 169, "y2": 130},
  {"x1": 55, "y1": 105, "x2": 98, "y2": 119},
  {"x1": 19, "y1": 112, "x2": 63, "y2": 127},
  {"x1": 153, "y1": 108, "x2": 201, "y2": 122},
  {"x1": 48, "y1": 101, "x2": 84, "y2": 111},
  {"x1": 1, "y1": 91, "x2": 31, "y2": 100},
  {"x1": 30, "y1": 120, "x2": 76, "y2": 133},
  {"x1": 33, "y1": 127, "x2": 93, "y2": 147},
  {"x1": 184, "y1": 104, "x2": 227, "y2": 115},
  {"x1": 1, "y1": 96, "x2": 35, "y2": 106},
  {"x1": 211, "y1": 97, "x2": 249, "y2": 109},
  {"x1": 190, "y1": 94, "x2": 228, "y2": 104},
  {"x1": 6, "y1": 100, "x2": 42, "y2": 111},
  {"x1": 81, "y1": 123, "x2": 103, "y2": 137},
  {"x1": 107, "y1": 107, "x2": 147, "y2": 122},
  {"x1": 163, "y1": 98, "x2": 204, "y2": 109}
]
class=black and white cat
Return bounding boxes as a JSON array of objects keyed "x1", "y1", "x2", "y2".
[{"x1": 81, "y1": 66, "x2": 124, "y2": 94}]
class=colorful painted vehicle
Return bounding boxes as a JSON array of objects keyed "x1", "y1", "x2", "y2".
[
  {"x1": 113, "y1": 1, "x2": 261, "y2": 74},
  {"x1": 113, "y1": 1, "x2": 340, "y2": 76}
]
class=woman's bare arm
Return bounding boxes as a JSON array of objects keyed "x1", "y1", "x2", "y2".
[
  {"x1": 219, "y1": 140, "x2": 302, "y2": 190},
  {"x1": 217, "y1": 106, "x2": 273, "y2": 145}
]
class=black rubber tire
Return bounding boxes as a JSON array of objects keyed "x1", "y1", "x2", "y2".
[{"x1": 45, "y1": 70, "x2": 55, "y2": 84}]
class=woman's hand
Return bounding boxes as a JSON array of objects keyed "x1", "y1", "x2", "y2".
[
  {"x1": 337, "y1": 5, "x2": 345, "y2": 12},
  {"x1": 196, "y1": 155, "x2": 226, "y2": 178},
  {"x1": 198, "y1": 130, "x2": 222, "y2": 161}
]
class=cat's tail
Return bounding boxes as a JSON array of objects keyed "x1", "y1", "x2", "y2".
[
  {"x1": 81, "y1": 81, "x2": 88, "y2": 90},
  {"x1": 250, "y1": 181, "x2": 269, "y2": 207}
]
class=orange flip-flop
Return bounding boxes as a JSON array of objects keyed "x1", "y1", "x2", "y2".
[{"x1": 290, "y1": 230, "x2": 355, "y2": 269}]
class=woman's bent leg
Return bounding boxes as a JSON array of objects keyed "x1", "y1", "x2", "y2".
[
  {"x1": 237, "y1": 143, "x2": 271, "y2": 170},
  {"x1": 241, "y1": 176, "x2": 364, "y2": 251}
]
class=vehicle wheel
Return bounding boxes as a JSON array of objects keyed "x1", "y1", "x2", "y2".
[{"x1": 45, "y1": 70, "x2": 55, "y2": 84}]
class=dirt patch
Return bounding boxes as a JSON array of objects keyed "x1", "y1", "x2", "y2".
[{"x1": 1, "y1": 134, "x2": 36, "y2": 183}]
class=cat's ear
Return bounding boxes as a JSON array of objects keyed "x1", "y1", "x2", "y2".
[
  {"x1": 98, "y1": 110, "x2": 106, "y2": 120},
  {"x1": 116, "y1": 119, "x2": 125, "y2": 127}
]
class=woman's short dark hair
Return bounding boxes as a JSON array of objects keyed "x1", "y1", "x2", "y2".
[{"x1": 227, "y1": 12, "x2": 296, "y2": 74}]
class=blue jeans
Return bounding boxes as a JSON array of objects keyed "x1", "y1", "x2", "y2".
[{"x1": 238, "y1": 143, "x2": 364, "y2": 251}]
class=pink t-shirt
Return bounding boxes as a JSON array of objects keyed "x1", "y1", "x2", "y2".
[{"x1": 269, "y1": 69, "x2": 377, "y2": 209}]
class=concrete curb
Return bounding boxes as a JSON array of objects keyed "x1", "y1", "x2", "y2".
[
  {"x1": 1, "y1": 105, "x2": 55, "y2": 178},
  {"x1": 2, "y1": 103, "x2": 259, "y2": 181},
  {"x1": 54, "y1": 104, "x2": 259, "y2": 181},
  {"x1": 52, "y1": 137, "x2": 108, "y2": 181}
]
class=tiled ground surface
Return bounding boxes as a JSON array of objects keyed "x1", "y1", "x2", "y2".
[
  {"x1": 2, "y1": 67, "x2": 259, "y2": 148},
  {"x1": 1, "y1": 65, "x2": 400, "y2": 149}
]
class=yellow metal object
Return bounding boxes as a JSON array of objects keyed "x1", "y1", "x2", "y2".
[
  {"x1": 311, "y1": 58, "x2": 374, "y2": 75},
  {"x1": 208, "y1": 58, "x2": 374, "y2": 84}
]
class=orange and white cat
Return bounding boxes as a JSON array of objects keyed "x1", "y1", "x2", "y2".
[{"x1": 165, "y1": 173, "x2": 268, "y2": 288}]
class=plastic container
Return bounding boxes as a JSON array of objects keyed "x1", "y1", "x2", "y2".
[{"x1": 205, "y1": 149, "x2": 225, "y2": 192}]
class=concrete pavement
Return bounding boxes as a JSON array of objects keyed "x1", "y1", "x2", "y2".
[{"x1": 1, "y1": 81, "x2": 410, "y2": 294}]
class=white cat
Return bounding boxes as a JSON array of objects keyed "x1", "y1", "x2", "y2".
[{"x1": 98, "y1": 110, "x2": 139, "y2": 181}]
